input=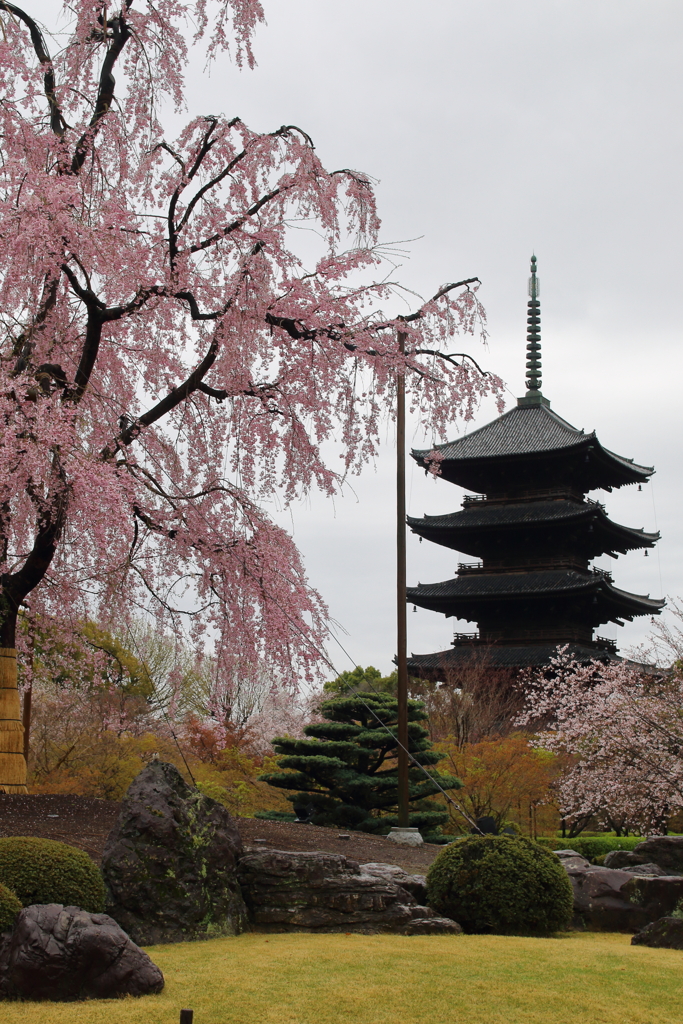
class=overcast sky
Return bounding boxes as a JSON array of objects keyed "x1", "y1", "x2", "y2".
[
  {"x1": 187, "y1": 0, "x2": 683, "y2": 676},
  {"x1": 36, "y1": 2, "x2": 683, "y2": 675}
]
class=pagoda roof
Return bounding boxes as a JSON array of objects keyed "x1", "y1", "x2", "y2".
[
  {"x1": 407, "y1": 569, "x2": 664, "y2": 622},
  {"x1": 408, "y1": 499, "x2": 659, "y2": 555},
  {"x1": 407, "y1": 642, "x2": 620, "y2": 673},
  {"x1": 412, "y1": 402, "x2": 653, "y2": 490}
]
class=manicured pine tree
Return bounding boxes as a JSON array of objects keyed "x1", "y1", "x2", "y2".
[{"x1": 260, "y1": 691, "x2": 461, "y2": 840}]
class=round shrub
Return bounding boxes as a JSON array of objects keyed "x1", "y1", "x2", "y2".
[
  {"x1": 0, "y1": 837, "x2": 105, "y2": 913},
  {"x1": 426, "y1": 834, "x2": 574, "y2": 935},
  {"x1": 0, "y1": 882, "x2": 21, "y2": 932}
]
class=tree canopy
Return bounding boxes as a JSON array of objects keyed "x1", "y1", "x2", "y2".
[
  {"x1": 260, "y1": 691, "x2": 461, "y2": 839},
  {"x1": 323, "y1": 665, "x2": 398, "y2": 696},
  {"x1": 0, "y1": 0, "x2": 501, "y2": 677}
]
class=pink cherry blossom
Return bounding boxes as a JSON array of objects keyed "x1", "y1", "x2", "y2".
[
  {"x1": 518, "y1": 649, "x2": 683, "y2": 835},
  {"x1": 0, "y1": 2, "x2": 502, "y2": 694}
]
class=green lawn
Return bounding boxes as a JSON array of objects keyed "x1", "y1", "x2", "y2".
[{"x1": 5, "y1": 931, "x2": 683, "y2": 1024}]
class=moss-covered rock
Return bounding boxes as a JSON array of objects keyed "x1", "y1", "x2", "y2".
[
  {"x1": 101, "y1": 761, "x2": 247, "y2": 944},
  {"x1": 426, "y1": 835, "x2": 573, "y2": 935},
  {"x1": 0, "y1": 837, "x2": 105, "y2": 913}
]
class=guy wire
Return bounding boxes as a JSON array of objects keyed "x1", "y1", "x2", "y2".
[{"x1": 317, "y1": 627, "x2": 484, "y2": 834}]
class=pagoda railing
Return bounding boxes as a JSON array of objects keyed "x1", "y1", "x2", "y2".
[
  {"x1": 462, "y1": 488, "x2": 585, "y2": 507},
  {"x1": 456, "y1": 560, "x2": 613, "y2": 582},
  {"x1": 452, "y1": 630, "x2": 618, "y2": 653}
]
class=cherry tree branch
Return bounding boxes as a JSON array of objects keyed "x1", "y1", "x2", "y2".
[
  {"x1": 0, "y1": 2, "x2": 68, "y2": 136},
  {"x1": 71, "y1": 5, "x2": 132, "y2": 173}
]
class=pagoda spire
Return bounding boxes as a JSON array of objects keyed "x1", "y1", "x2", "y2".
[{"x1": 518, "y1": 255, "x2": 548, "y2": 407}]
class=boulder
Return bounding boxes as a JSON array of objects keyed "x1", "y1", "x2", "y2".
[
  {"x1": 605, "y1": 837, "x2": 683, "y2": 875},
  {"x1": 567, "y1": 864, "x2": 683, "y2": 932},
  {"x1": 360, "y1": 862, "x2": 428, "y2": 903},
  {"x1": 554, "y1": 849, "x2": 591, "y2": 871},
  {"x1": 632, "y1": 916, "x2": 683, "y2": 949},
  {"x1": 621, "y1": 874, "x2": 683, "y2": 922},
  {"x1": 622, "y1": 862, "x2": 669, "y2": 877},
  {"x1": 567, "y1": 865, "x2": 650, "y2": 932},
  {"x1": 237, "y1": 849, "x2": 460, "y2": 934},
  {"x1": 0, "y1": 904, "x2": 164, "y2": 1001},
  {"x1": 101, "y1": 760, "x2": 247, "y2": 945}
]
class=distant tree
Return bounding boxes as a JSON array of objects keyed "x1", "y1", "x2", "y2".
[
  {"x1": 436, "y1": 732, "x2": 558, "y2": 838},
  {"x1": 260, "y1": 692, "x2": 460, "y2": 839},
  {"x1": 323, "y1": 665, "x2": 397, "y2": 696},
  {"x1": 410, "y1": 651, "x2": 522, "y2": 747}
]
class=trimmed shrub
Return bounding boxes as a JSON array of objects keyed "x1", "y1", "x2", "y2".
[
  {"x1": 427, "y1": 834, "x2": 573, "y2": 935},
  {"x1": 0, "y1": 837, "x2": 105, "y2": 912},
  {"x1": 536, "y1": 836, "x2": 645, "y2": 863},
  {"x1": 0, "y1": 882, "x2": 21, "y2": 932}
]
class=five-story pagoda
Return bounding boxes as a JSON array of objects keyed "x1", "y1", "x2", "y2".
[{"x1": 406, "y1": 256, "x2": 664, "y2": 676}]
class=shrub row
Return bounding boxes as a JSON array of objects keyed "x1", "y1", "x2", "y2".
[
  {"x1": 0, "y1": 837, "x2": 105, "y2": 913},
  {"x1": 536, "y1": 836, "x2": 645, "y2": 862}
]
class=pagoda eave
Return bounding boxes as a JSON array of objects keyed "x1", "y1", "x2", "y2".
[
  {"x1": 407, "y1": 502, "x2": 659, "y2": 558},
  {"x1": 407, "y1": 571, "x2": 664, "y2": 625},
  {"x1": 407, "y1": 642, "x2": 621, "y2": 677}
]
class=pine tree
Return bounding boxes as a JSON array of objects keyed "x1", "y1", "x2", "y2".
[{"x1": 260, "y1": 692, "x2": 461, "y2": 840}]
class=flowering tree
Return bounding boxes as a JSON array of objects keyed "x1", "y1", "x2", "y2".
[
  {"x1": 0, "y1": 1, "x2": 501, "y2": 790},
  {"x1": 518, "y1": 651, "x2": 683, "y2": 835}
]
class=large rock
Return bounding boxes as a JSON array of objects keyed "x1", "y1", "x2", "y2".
[
  {"x1": 567, "y1": 864, "x2": 683, "y2": 932},
  {"x1": 621, "y1": 874, "x2": 683, "y2": 922},
  {"x1": 605, "y1": 837, "x2": 683, "y2": 875},
  {"x1": 101, "y1": 760, "x2": 247, "y2": 944},
  {"x1": 0, "y1": 904, "x2": 164, "y2": 1001},
  {"x1": 632, "y1": 916, "x2": 683, "y2": 949},
  {"x1": 237, "y1": 849, "x2": 461, "y2": 934},
  {"x1": 360, "y1": 862, "x2": 428, "y2": 903},
  {"x1": 554, "y1": 850, "x2": 592, "y2": 871}
]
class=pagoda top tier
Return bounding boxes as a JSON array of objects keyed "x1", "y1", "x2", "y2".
[
  {"x1": 412, "y1": 255, "x2": 653, "y2": 497},
  {"x1": 412, "y1": 402, "x2": 653, "y2": 495}
]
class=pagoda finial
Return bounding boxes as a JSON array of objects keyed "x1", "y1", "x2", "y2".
[
  {"x1": 526, "y1": 255, "x2": 541, "y2": 392},
  {"x1": 518, "y1": 254, "x2": 548, "y2": 407}
]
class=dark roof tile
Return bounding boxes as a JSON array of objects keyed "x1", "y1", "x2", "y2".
[
  {"x1": 407, "y1": 643, "x2": 620, "y2": 670},
  {"x1": 412, "y1": 403, "x2": 653, "y2": 477}
]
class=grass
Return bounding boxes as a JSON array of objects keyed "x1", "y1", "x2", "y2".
[{"x1": 4, "y1": 931, "x2": 683, "y2": 1024}]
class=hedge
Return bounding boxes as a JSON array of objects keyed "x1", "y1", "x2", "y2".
[
  {"x1": 537, "y1": 836, "x2": 646, "y2": 863},
  {"x1": 0, "y1": 882, "x2": 21, "y2": 932},
  {"x1": 0, "y1": 837, "x2": 105, "y2": 912}
]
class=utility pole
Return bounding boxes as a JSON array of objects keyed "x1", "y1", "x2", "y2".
[{"x1": 396, "y1": 329, "x2": 409, "y2": 827}]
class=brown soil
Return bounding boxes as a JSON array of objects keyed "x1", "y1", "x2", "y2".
[
  {"x1": 237, "y1": 817, "x2": 443, "y2": 874},
  {"x1": 0, "y1": 794, "x2": 443, "y2": 874},
  {"x1": 0, "y1": 794, "x2": 121, "y2": 863}
]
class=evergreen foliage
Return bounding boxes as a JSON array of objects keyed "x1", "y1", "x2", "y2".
[
  {"x1": 323, "y1": 665, "x2": 397, "y2": 696},
  {"x1": 260, "y1": 692, "x2": 460, "y2": 838},
  {"x1": 0, "y1": 837, "x2": 106, "y2": 913},
  {"x1": 0, "y1": 882, "x2": 21, "y2": 933},
  {"x1": 426, "y1": 834, "x2": 573, "y2": 935}
]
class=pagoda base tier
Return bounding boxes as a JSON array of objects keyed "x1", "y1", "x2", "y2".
[{"x1": 407, "y1": 641, "x2": 620, "y2": 679}]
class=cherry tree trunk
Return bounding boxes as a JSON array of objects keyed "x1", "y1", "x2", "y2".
[{"x1": 0, "y1": 649, "x2": 27, "y2": 793}]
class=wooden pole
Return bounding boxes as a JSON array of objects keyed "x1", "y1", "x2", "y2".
[
  {"x1": 396, "y1": 330, "x2": 409, "y2": 827},
  {"x1": 22, "y1": 613, "x2": 34, "y2": 765},
  {"x1": 0, "y1": 648, "x2": 27, "y2": 793}
]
